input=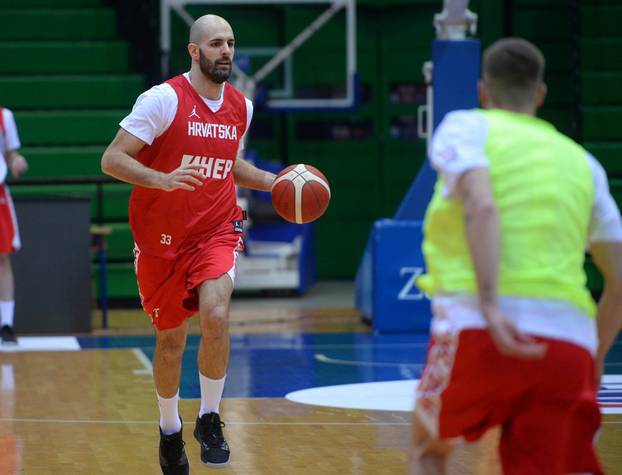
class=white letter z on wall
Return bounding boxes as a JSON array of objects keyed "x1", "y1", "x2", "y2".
[{"x1": 398, "y1": 267, "x2": 424, "y2": 300}]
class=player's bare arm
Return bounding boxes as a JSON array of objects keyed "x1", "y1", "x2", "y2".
[
  {"x1": 590, "y1": 241, "x2": 622, "y2": 382},
  {"x1": 102, "y1": 128, "x2": 204, "y2": 191},
  {"x1": 457, "y1": 167, "x2": 500, "y2": 308},
  {"x1": 457, "y1": 167, "x2": 546, "y2": 359},
  {"x1": 233, "y1": 157, "x2": 276, "y2": 192},
  {"x1": 4, "y1": 150, "x2": 27, "y2": 179}
]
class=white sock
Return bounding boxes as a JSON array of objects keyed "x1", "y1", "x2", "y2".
[
  {"x1": 199, "y1": 373, "x2": 226, "y2": 416},
  {"x1": 0, "y1": 300, "x2": 14, "y2": 327},
  {"x1": 157, "y1": 390, "x2": 182, "y2": 435}
]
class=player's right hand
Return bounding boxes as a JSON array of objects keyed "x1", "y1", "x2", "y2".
[
  {"x1": 483, "y1": 304, "x2": 548, "y2": 359},
  {"x1": 159, "y1": 164, "x2": 204, "y2": 191}
]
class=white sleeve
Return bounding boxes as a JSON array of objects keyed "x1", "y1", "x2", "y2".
[
  {"x1": 2, "y1": 108, "x2": 21, "y2": 151},
  {"x1": 0, "y1": 153, "x2": 6, "y2": 183},
  {"x1": 119, "y1": 83, "x2": 177, "y2": 145},
  {"x1": 587, "y1": 153, "x2": 622, "y2": 243},
  {"x1": 237, "y1": 97, "x2": 254, "y2": 156},
  {"x1": 429, "y1": 109, "x2": 489, "y2": 198}
]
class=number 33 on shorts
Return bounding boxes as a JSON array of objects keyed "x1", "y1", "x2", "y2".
[{"x1": 160, "y1": 234, "x2": 172, "y2": 245}]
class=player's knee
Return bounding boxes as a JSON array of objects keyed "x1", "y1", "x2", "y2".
[
  {"x1": 411, "y1": 412, "x2": 451, "y2": 457},
  {"x1": 199, "y1": 305, "x2": 228, "y2": 338},
  {"x1": 0, "y1": 254, "x2": 9, "y2": 268},
  {"x1": 158, "y1": 343, "x2": 185, "y2": 364},
  {"x1": 156, "y1": 335, "x2": 186, "y2": 363}
]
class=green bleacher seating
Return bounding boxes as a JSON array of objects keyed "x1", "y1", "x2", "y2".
[
  {"x1": 581, "y1": 2, "x2": 622, "y2": 147},
  {"x1": 105, "y1": 223, "x2": 135, "y2": 261},
  {"x1": 0, "y1": 0, "x2": 102, "y2": 6},
  {"x1": 0, "y1": 43, "x2": 132, "y2": 74},
  {"x1": 582, "y1": 39, "x2": 622, "y2": 70},
  {"x1": 10, "y1": 184, "x2": 132, "y2": 222},
  {"x1": 581, "y1": 1, "x2": 622, "y2": 293},
  {"x1": 0, "y1": 76, "x2": 144, "y2": 109},
  {"x1": 1, "y1": 0, "x2": 142, "y2": 300},
  {"x1": 14, "y1": 111, "x2": 126, "y2": 145},
  {"x1": 0, "y1": 9, "x2": 117, "y2": 41},
  {"x1": 4, "y1": 0, "x2": 619, "y2": 294},
  {"x1": 585, "y1": 143, "x2": 622, "y2": 175},
  {"x1": 21, "y1": 146, "x2": 106, "y2": 177},
  {"x1": 93, "y1": 263, "x2": 138, "y2": 299}
]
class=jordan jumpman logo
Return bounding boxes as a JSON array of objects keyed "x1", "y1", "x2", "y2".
[{"x1": 189, "y1": 105, "x2": 201, "y2": 119}]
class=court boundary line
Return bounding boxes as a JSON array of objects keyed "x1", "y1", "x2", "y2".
[
  {"x1": 131, "y1": 348, "x2": 153, "y2": 375},
  {"x1": 314, "y1": 353, "x2": 424, "y2": 368},
  {"x1": 1, "y1": 417, "x2": 619, "y2": 425},
  {"x1": 0, "y1": 417, "x2": 410, "y2": 426},
  {"x1": 87, "y1": 342, "x2": 432, "y2": 351}
]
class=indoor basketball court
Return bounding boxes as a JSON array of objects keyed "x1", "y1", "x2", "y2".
[
  {"x1": 0, "y1": 0, "x2": 621, "y2": 474},
  {"x1": 1, "y1": 286, "x2": 622, "y2": 473}
]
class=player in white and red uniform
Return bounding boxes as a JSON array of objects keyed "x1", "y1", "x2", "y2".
[
  {"x1": 125, "y1": 73, "x2": 252, "y2": 329},
  {"x1": 101, "y1": 15, "x2": 276, "y2": 474},
  {"x1": 410, "y1": 39, "x2": 622, "y2": 475},
  {"x1": 0, "y1": 107, "x2": 28, "y2": 345}
]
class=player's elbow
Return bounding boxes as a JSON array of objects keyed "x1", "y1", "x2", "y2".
[
  {"x1": 100, "y1": 149, "x2": 115, "y2": 176},
  {"x1": 592, "y1": 242, "x2": 622, "y2": 296},
  {"x1": 468, "y1": 200, "x2": 498, "y2": 224}
]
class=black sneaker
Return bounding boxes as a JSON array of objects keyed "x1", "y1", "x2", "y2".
[
  {"x1": 0, "y1": 325, "x2": 17, "y2": 344},
  {"x1": 159, "y1": 425, "x2": 189, "y2": 475},
  {"x1": 194, "y1": 412, "x2": 230, "y2": 466}
]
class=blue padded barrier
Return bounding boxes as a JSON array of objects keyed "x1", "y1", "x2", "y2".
[{"x1": 355, "y1": 39, "x2": 480, "y2": 332}]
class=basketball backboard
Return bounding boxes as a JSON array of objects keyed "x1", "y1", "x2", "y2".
[{"x1": 160, "y1": 0, "x2": 358, "y2": 111}]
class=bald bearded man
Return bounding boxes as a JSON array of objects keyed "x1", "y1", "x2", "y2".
[{"x1": 102, "y1": 15, "x2": 276, "y2": 474}]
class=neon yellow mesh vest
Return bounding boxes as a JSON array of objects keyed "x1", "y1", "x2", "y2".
[{"x1": 417, "y1": 109, "x2": 596, "y2": 317}]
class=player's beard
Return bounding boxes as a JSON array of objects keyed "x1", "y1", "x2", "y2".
[{"x1": 199, "y1": 49, "x2": 232, "y2": 84}]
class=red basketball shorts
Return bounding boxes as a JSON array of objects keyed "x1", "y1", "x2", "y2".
[
  {"x1": 414, "y1": 329, "x2": 603, "y2": 475},
  {"x1": 0, "y1": 185, "x2": 20, "y2": 254},
  {"x1": 134, "y1": 222, "x2": 244, "y2": 331}
]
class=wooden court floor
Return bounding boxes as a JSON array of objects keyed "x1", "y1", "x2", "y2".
[{"x1": 1, "y1": 304, "x2": 621, "y2": 474}]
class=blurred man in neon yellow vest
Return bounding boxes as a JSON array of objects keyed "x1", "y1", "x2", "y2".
[{"x1": 411, "y1": 38, "x2": 622, "y2": 475}]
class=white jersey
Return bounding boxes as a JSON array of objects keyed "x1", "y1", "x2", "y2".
[
  {"x1": 0, "y1": 108, "x2": 22, "y2": 183},
  {"x1": 430, "y1": 110, "x2": 622, "y2": 243},
  {"x1": 428, "y1": 109, "x2": 622, "y2": 354},
  {"x1": 120, "y1": 72, "x2": 253, "y2": 152}
]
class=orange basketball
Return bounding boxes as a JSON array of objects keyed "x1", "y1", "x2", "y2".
[{"x1": 271, "y1": 164, "x2": 331, "y2": 224}]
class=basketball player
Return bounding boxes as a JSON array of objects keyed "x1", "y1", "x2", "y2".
[
  {"x1": 411, "y1": 38, "x2": 622, "y2": 475},
  {"x1": 0, "y1": 107, "x2": 27, "y2": 345},
  {"x1": 101, "y1": 15, "x2": 276, "y2": 474}
]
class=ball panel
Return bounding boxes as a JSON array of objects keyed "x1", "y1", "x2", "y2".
[
  {"x1": 302, "y1": 164, "x2": 326, "y2": 180},
  {"x1": 301, "y1": 181, "x2": 330, "y2": 223},
  {"x1": 301, "y1": 166, "x2": 330, "y2": 195},
  {"x1": 271, "y1": 180, "x2": 297, "y2": 223}
]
